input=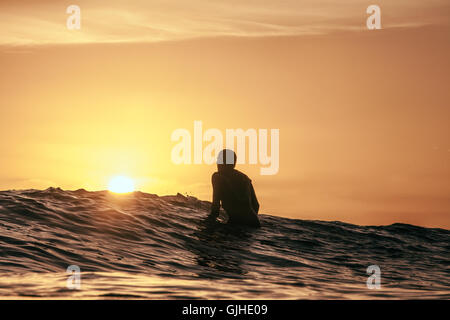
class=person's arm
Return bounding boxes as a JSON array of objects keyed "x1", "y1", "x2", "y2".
[
  {"x1": 209, "y1": 173, "x2": 221, "y2": 219},
  {"x1": 250, "y1": 181, "x2": 259, "y2": 214}
]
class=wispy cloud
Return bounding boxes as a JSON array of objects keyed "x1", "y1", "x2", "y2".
[{"x1": 0, "y1": 0, "x2": 448, "y2": 45}]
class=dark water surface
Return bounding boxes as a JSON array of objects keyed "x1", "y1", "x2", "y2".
[{"x1": 0, "y1": 188, "x2": 448, "y2": 299}]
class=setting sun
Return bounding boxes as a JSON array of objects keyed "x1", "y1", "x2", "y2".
[{"x1": 108, "y1": 176, "x2": 135, "y2": 193}]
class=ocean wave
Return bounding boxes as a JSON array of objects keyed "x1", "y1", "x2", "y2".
[{"x1": 0, "y1": 187, "x2": 448, "y2": 299}]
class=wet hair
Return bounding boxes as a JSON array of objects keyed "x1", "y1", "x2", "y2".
[{"x1": 217, "y1": 149, "x2": 237, "y2": 171}]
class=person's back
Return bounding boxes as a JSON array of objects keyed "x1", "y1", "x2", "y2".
[{"x1": 210, "y1": 149, "x2": 260, "y2": 228}]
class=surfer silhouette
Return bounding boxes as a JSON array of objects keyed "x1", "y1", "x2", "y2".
[{"x1": 208, "y1": 149, "x2": 260, "y2": 228}]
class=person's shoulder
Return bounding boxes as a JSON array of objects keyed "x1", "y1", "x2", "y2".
[
  {"x1": 233, "y1": 169, "x2": 251, "y2": 182},
  {"x1": 211, "y1": 171, "x2": 221, "y2": 182}
]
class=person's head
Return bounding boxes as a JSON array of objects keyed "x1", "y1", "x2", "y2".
[{"x1": 217, "y1": 149, "x2": 237, "y2": 172}]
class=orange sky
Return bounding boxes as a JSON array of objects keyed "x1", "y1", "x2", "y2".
[{"x1": 0, "y1": 1, "x2": 449, "y2": 228}]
